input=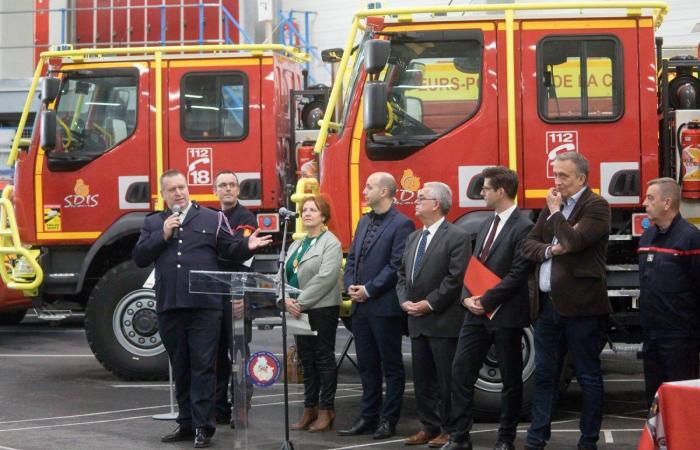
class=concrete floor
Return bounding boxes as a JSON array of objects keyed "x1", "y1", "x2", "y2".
[{"x1": 0, "y1": 314, "x2": 649, "y2": 450}]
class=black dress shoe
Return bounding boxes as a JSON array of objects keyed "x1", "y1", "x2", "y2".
[
  {"x1": 161, "y1": 425, "x2": 194, "y2": 443},
  {"x1": 194, "y1": 428, "x2": 213, "y2": 448},
  {"x1": 337, "y1": 417, "x2": 378, "y2": 436},
  {"x1": 373, "y1": 420, "x2": 396, "y2": 439},
  {"x1": 440, "y1": 440, "x2": 472, "y2": 450},
  {"x1": 493, "y1": 440, "x2": 515, "y2": 450}
]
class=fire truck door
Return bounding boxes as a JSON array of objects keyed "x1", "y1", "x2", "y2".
[
  {"x1": 519, "y1": 20, "x2": 642, "y2": 209},
  {"x1": 36, "y1": 64, "x2": 149, "y2": 241},
  {"x1": 166, "y1": 60, "x2": 262, "y2": 208}
]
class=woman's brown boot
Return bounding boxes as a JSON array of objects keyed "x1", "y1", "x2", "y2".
[
  {"x1": 307, "y1": 409, "x2": 335, "y2": 432},
  {"x1": 290, "y1": 407, "x2": 318, "y2": 430}
]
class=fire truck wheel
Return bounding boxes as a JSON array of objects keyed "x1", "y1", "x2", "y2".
[
  {"x1": 472, "y1": 327, "x2": 535, "y2": 420},
  {"x1": 0, "y1": 308, "x2": 28, "y2": 325},
  {"x1": 85, "y1": 261, "x2": 168, "y2": 381}
]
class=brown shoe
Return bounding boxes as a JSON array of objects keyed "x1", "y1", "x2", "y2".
[
  {"x1": 428, "y1": 433, "x2": 450, "y2": 448},
  {"x1": 290, "y1": 407, "x2": 318, "y2": 431},
  {"x1": 308, "y1": 409, "x2": 335, "y2": 432},
  {"x1": 405, "y1": 430, "x2": 439, "y2": 445}
]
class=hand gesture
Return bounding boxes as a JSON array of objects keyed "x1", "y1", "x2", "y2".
[
  {"x1": 462, "y1": 296, "x2": 485, "y2": 315},
  {"x1": 247, "y1": 229, "x2": 272, "y2": 251},
  {"x1": 163, "y1": 213, "x2": 181, "y2": 240},
  {"x1": 551, "y1": 243, "x2": 567, "y2": 256},
  {"x1": 285, "y1": 298, "x2": 302, "y2": 319},
  {"x1": 406, "y1": 299, "x2": 431, "y2": 317},
  {"x1": 348, "y1": 285, "x2": 368, "y2": 303},
  {"x1": 232, "y1": 298, "x2": 244, "y2": 320},
  {"x1": 546, "y1": 188, "x2": 563, "y2": 215}
]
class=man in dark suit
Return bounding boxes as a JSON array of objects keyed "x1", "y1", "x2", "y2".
[
  {"x1": 133, "y1": 170, "x2": 271, "y2": 448},
  {"x1": 521, "y1": 152, "x2": 611, "y2": 450},
  {"x1": 212, "y1": 170, "x2": 258, "y2": 426},
  {"x1": 397, "y1": 182, "x2": 471, "y2": 448},
  {"x1": 442, "y1": 167, "x2": 533, "y2": 450},
  {"x1": 338, "y1": 172, "x2": 415, "y2": 440}
]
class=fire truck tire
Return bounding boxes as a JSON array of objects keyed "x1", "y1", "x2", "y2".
[
  {"x1": 85, "y1": 261, "x2": 168, "y2": 381},
  {"x1": 301, "y1": 101, "x2": 325, "y2": 130},
  {"x1": 0, "y1": 308, "x2": 28, "y2": 325},
  {"x1": 472, "y1": 327, "x2": 535, "y2": 420}
]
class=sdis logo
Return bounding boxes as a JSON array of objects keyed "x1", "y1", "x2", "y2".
[{"x1": 64, "y1": 179, "x2": 100, "y2": 208}]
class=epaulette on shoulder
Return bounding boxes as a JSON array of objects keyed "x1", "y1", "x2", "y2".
[{"x1": 192, "y1": 201, "x2": 201, "y2": 209}]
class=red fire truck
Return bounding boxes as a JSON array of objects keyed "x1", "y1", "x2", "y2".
[
  {"x1": 289, "y1": 1, "x2": 700, "y2": 414},
  {"x1": 1, "y1": 44, "x2": 306, "y2": 379}
]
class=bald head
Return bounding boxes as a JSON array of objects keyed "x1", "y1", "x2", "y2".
[{"x1": 364, "y1": 172, "x2": 398, "y2": 214}]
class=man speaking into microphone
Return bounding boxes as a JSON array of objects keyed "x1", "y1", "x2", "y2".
[{"x1": 133, "y1": 169, "x2": 271, "y2": 448}]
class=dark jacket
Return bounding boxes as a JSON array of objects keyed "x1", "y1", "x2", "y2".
[
  {"x1": 464, "y1": 207, "x2": 534, "y2": 329},
  {"x1": 638, "y1": 213, "x2": 700, "y2": 339},
  {"x1": 217, "y1": 202, "x2": 257, "y2": 273},
  {"x1": 396, "y1": 219, "x2": 471, "y2": 338},
  {"x1": 344, "y1": 206, "x2": 415, "y2": 317},
  {"x1": 132, "y1": 202, "x2": 252, "y2": 312},
  {"x1": 521, "y1": 187, "x2": 612, "y2": 317}
]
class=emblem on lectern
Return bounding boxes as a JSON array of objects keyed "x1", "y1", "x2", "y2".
[{"x1": 246, "y1": 351, "x2": 281, "y2": 387}]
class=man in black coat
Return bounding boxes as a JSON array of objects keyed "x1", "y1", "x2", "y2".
[
  {"x1": 212, "y1": 170, "x2": 259, "y2": 426},
  {"x1": 397, "y1": 182, "x2": 471, "y2": 448},
  {"x1": 442, "y1": 167, "x2": 533, "y2": 450},
  {"x1": 338, "y1": 172, "x2": 415, "y2": 440},
  {"x1": 133, "y1": 170, "x2": 270, "y2": 448}
]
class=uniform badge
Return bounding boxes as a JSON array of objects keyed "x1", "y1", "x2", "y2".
[{"x1": 647, "y1": 254, "x2": 654, "y2": 263}]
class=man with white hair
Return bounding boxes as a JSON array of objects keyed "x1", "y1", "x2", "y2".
[{"x1": 396, "y1": 182, "x2": 471, "y2": 448}]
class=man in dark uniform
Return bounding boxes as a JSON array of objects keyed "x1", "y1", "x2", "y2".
[
  {"x1": 133, "y1": 170, "x2": 271, "y2": 448},
  {"x1": 639, "y1": 177, "x2": 700, "y2": 407},
  {"x1": 212, "y1": 170, "x2": 258, "y2": 425}
]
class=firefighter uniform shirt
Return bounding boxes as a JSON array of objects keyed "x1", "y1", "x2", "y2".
[{"x1": 638, "y1": 213, "x2": 700, "y2": 339}]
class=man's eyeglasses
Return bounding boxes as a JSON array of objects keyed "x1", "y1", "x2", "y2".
[{"x1": 415, "y1": 196, "x2": 437, "y2": 203}]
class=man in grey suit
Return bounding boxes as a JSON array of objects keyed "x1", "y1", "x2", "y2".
[
  {"x1": 442, "y1": 167, "x2": 533, "y2": 450},
  {"x1": 397, "y1": 182, "x2": 471, "y2": 448}
]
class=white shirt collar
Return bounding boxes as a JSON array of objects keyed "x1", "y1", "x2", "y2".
[
  {"x1": 565, "y1": 186, "x2": 587, "y2": 206},
  {"x1": 495, "y1": 204, "x2": 517, "y2": 224},
  {"x1": 423, "y1": 216, "x2": 445, "y2": 236}
]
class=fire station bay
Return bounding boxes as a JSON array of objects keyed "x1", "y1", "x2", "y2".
[{"x1": 0, "y1": 1, "x2": 699, "y2": 450}]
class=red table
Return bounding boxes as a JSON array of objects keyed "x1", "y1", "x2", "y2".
[{"x1": 638, "y1": 379, "x2": 700, "y2": 450}]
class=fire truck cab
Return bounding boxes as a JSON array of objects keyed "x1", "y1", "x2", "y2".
[
  {"x1": 3, "y1": 44, "x2": 305, "y2": 379},
  {"x1": 302, "y1": 1, "x2": 699, "y2": 415}
]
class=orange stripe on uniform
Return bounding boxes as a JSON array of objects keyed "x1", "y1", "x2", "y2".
[{"x1": 637, "y1": 246, "x2": 700, "y2": 256}]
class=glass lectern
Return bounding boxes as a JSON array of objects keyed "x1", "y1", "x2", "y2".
[{"x1": 189, "y1": 270, "x2": 309, "y2": 449}]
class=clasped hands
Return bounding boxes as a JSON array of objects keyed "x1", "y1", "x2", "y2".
[
  {"x1": 401, "y1": 299, "x2": 432, "y2": 317},
  {"x1": 347, "y1": 285, "x2": 368, "y2": 303}
]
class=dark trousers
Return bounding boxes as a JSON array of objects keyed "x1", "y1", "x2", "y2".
[
  {"x1": 353, "y1": 307, "x2": 405, "y2": 424},
  {"x1": 449, "y1": 322, "x2": 523, "y2": 444},
  {"x1": 215, "y1": 299, "x2": 253, "y2": 419},
  {"x1": 526, "y1": 293, "x2": 605, "y2": 450},
  {"x1": 411, "y1": 335, "x2": 458, "y2": 435},
  {"x1": 296, "y1": 305, "x2": 340, "y2": 410},
  {"x1": 643, "y1": 337, "x2": 700, "y2": 407},
  {"x1": 158, "y1": 308, "x2": 222, "y2": 431}
]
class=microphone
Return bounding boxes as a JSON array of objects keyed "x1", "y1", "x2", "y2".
[
  {"x1": 279, "y1": 207, "x2": 298, "y2": 218},
  {"x1": 171, "y1": 204, "x2": 182, "y2": 239}
]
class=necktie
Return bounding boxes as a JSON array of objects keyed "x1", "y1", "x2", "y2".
[
  {"x1": 479, "y1": 215, "x2": 501, "y2": 262},
  {"x1": 412, "y1": 229, "x2": 430, "y2": 282}
]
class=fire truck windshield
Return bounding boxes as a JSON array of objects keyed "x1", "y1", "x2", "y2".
[
  {"x1": 53, "y1": 69, "x2": 138, "y2": 159},
  {"x1": 380, "y1": 35, "x2": 482, "y2": 140}
]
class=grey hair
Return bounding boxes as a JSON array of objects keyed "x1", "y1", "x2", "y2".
[
  {"x1": 374, "y1": 172, "x2": 398, "y2": 197},
  {"x1": 555, "y1": 151, "x2": 589, "y2": 181},
  {"x1": 647, "y1": 177, "x2": 681, "y2": 208},
  {"x1": 424, "y1": 182, "x2": 452, "y2": 215}
]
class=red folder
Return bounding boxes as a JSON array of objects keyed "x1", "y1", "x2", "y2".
[{"x1": 463, "y1": 256, "x2": 502, "y2": 319}]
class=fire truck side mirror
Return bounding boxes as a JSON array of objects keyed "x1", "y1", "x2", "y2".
[
  {"x1": 363, "y1": 81, "x2": 388, "y2": 132},
  {"x1": 40, "y1": 77, "x2": 61, "y2": 105},
  {"x1": 40, "y1": 110, "x2": 57, "y2": 151},
  {"x1": 364, "y1": 40, "x2": 391, "y2": 75},
  {"x1": 321, "y1": 48, "x2": 343, "y2": 63}
]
